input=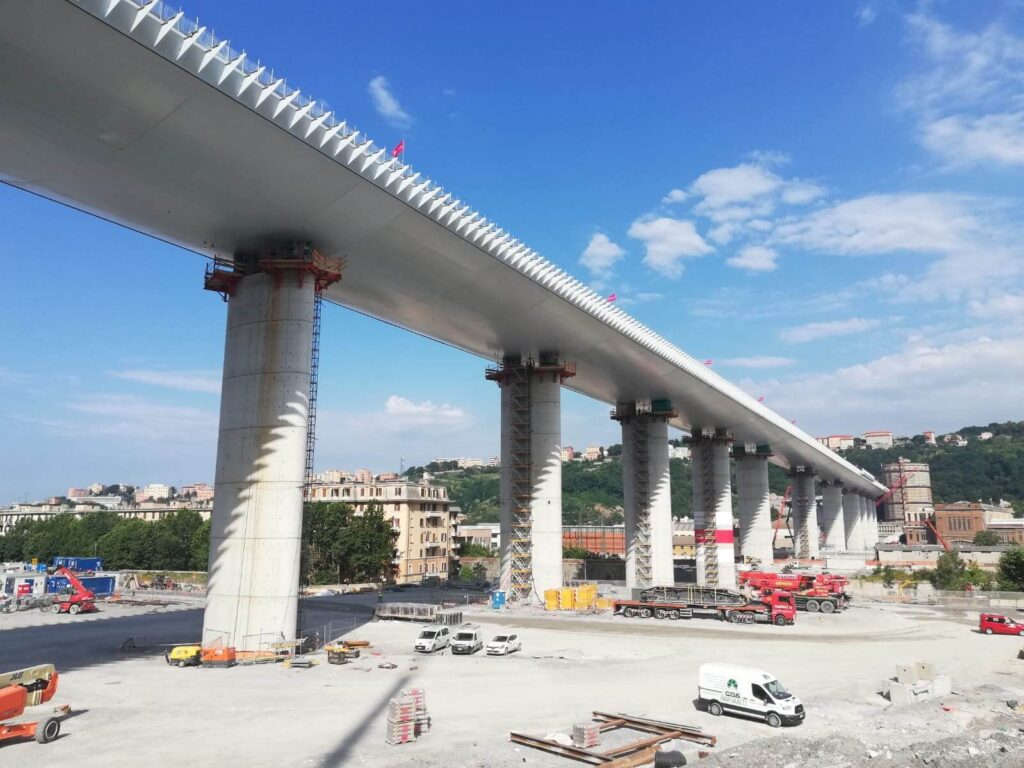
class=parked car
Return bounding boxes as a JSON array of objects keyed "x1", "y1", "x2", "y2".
[
  {"x1": 698, "y1": 662, "x2": 805, "y2": 728},
  {"x1": 451, "y1": 624, "x2": 483, "y2": 655},
  {"x1": 486, "y1": 633, "x2": 521, "y2": 656},
  {"x1": 980, "y1": 613, "x2": 1024, "y2": 635},
  {"x1": 414, "y1": 625, "x2": 450, "y2": 653}
]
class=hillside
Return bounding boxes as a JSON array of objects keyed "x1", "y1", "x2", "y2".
[
  {"x1": 839, "y1": 421, "x2": 1024, "y2": 514},
  {"x1": 412, "y1": 421, "x2": 1024, "y2": 525}
]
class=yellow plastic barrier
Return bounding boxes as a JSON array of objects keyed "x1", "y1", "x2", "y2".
[
  {"x1": 559, "y1": 587, "x2": 575, "y2": 610},
  {"x1": 544, "y1": 589, "x2": 559, "y2": 611}
]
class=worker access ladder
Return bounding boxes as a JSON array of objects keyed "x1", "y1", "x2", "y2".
[
  {"x1": 698, "y1": 449, "x2": 720, "y2": 587},
  {"x1": 631, "y1": 419, "x2": 653, "y2": 588},
  {"x1": 506, "y1": 363, "x2": 534, "y2": 604}
]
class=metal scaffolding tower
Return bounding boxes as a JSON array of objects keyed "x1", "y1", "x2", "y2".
[
  {"x1": 698, "y1": 449, "x2": 720, "y2": 587},
  {"x1": 506, "y1": 363, "x2": 534, "y2": 604},
  {"x1": 631, "y1": 418, "x2": 653, "y2": 587}
]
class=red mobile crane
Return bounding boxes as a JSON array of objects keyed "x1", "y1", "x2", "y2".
[{"x1": 46, "y1": 567, "x2": 98, "y2": 615}]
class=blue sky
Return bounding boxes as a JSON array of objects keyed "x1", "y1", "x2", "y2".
[{"x1": 3, "y1": 1, "x2": 1024, "y2": 502}]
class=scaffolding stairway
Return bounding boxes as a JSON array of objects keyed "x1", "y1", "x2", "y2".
[
  {"x1": 698, "y1": 440, "x2": 719, "y2": 587},
  {"x1": 632, "y1": 419, "x2": 653, "y2": 588},
  {"x1": 506, "y1": 363, "x2": 534, "y2": 604}
]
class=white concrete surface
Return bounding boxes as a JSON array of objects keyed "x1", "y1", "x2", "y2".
[
  {"x1": 5, "y1": 595, "x2": 1023, "y2": 768},
  {"x1": 735, "y1": 454, "x2": 773, "y2": 567},
  {"x1": 842, "y1": 488, "x2": 864, "y2": 552},
  {"x1": 621, "y1": 417, "x2": 673, "y2": 589},
  {"x1": 791, "y1": 471, "x2": 820, "y2": 560},
  {"x1": 497, "y1": 360, "x2": 563, "y2": 599},
  {"x1": 692, "y1": 435, "x2": 736, "y2": 587},
  {"x1": 203, "y1": 271, "x2": 314, "y2": 650},
  {"x1": 820, "y1": 481, "x2": 845, "y2": 552},
  {"x1": 861, "y1": 494, "x2": 880, "y2": 550}
]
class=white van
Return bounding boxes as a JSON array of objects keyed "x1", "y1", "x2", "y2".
[
  {"x1": 414, "y1": 625, "x2": 450, "y2": 653},
  {"x1": 697, "y1": 663, "x2": 805, "y2": 728},
  {"x1": 450, "y1": 624, "x2": 483, "y2": 655}
]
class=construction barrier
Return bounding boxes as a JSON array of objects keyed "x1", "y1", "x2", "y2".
[{"x1": 544, "y1": 584, "x2": 609, "y2": 612}]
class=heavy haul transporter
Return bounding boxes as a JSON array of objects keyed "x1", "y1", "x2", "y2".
[{"x1": 613, "y1": 586, "x2": 796, "y2": 626}]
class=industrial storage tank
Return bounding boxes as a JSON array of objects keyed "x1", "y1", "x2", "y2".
[{"x1": 881, "y1": 458, "x2": 932, "y2": 523}]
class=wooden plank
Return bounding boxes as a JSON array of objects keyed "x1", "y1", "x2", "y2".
[
  {"x1": 592, "y1": 712, "x2": 716, "y2": 746},
  {"x1": 603, "y1": 746, "x2": 660, "y2": 768},
  {"x1": 509, "y1": 732, "x2": 607, "y2": 765}
]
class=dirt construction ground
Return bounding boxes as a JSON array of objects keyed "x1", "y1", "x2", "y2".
[{"x1": 2, "y1": 592, "x2": 1023, "y2": 767}]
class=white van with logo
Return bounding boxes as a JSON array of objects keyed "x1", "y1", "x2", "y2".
[
  {"x1": 698, "y1": 663, "x2": 805, "y2": 728},
  {"x1": 451, "y1": 623, "x2": 483, "y2": 655},
  {"x1": 414, "y1": 625, "x2": 450, "y2": 653}
]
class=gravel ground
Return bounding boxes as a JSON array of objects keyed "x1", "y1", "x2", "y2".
[{"x1": 2, "y1": 595, "x2": 1022, "y2": 767}]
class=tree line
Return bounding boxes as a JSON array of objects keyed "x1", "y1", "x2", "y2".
[{"x1": 0, "y1": 510, "x2": 209, "y2": 571}]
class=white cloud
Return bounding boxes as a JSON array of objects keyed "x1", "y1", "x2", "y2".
[
  {"x1": 383, "y1": 395, "x2": 466, "y2": 427},
  {"x1": 746, "y1": 334, "x2": 1024, "y2": 436},
  {"x1": 773, "y1": 193, "x2": 978, "y2": 255},
  {"x1": 780, "y1": 180, "x2": 826, "y2": 205},
  {"x1": 748, "y1": 150, "x2": 791, "y2": 166},
  {"x1": 726, "y1": 245, "x2": 778, "y2": 272},
  {"x1": 780, "y1": 318, "x2": 881, "y2": 343},
  {"x1": 627, "y1": 216, "x2": 713, "y2": 278},
  {"x1": 708, "y1": 223, "x2": 737, "y2": 245},
  {"x1": 922, "y1": 112, "x2": 1024, "y2": 167},
  {"x1": 722, "y1": 356, "x2": 795, "y2": 369},
  {"x1": 108, "y1": 369, "x2": 221, "y2": 394},
  {"x1": 691, "y1": 163, "x2": 782, "y2": 209},
  {"x1": 635, "y1": 292, "x2": 664, "y2": 302},
  {"x1": 579, "y1": 233, "x2": 626, "y2": 277},
  {"x1": 899, "y1": 14, "x2": 1024, "y2": 167},
  {"x1": 857, "y1": 5, "x2": 877, "y2": 26},
  {"x1": 968, "y1": 292, "x2": 1024, "y2": 318},
  {"x1": 368, "y1": 75, "x2": 412, "y2": 128},
  {"x1": 661, "y1": 188, "x2": 688, "y2": 204},
  {"x1": 68, "y1": 395, "x2": 217, "y2": 443}
]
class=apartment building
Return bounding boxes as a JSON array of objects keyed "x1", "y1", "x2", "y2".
[{"x1": 307, "y1": 478, "x2": 455, "y2": 584}]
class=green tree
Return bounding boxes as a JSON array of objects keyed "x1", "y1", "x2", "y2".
[
  {"x1": 460, "y1": 542, "x2": 493, "y2": 557},
  {"x1": 998, "y1": 547, "x2": 1024, "y2": 590},
  {"x1": 301, "y1": 502, "x2": 351, "y2": 585},
  {"x1": 337, "y1": 504, "x2": 399, "y2": 583},
  {"x1": 471, "y1": 561, "x2": 487, "y2": 582},
  {"x1": 97, "y1": 519, "x2": 156, "y2": 569},
  {"x1": 563, "y1": 546, "x2": 591, "y2": 559},
  {"x1": 973, "y1": 530, "x2": 1001, "y2": 546},
  {"x1": 190, "y1": 520, "x2": 211, "y2": 570},
  {"x1": 931, "y1": 550, "x2": 966, "y2": 589}
]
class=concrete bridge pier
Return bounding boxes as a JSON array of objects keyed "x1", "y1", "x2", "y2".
[
  {"x1": 791, "y1": 468, "x2": 819, "y2": 561},
  {"x1": 615, "y1": 403, "x2": 674, "y2": 591},
  {"x1": 734, "y1": 448, "x2": 774, "y2": 568},
  {"x1": 690, "y1": 429, "x2": 736, "y2": 588},
  {"x1": 842, "y1": 488, "x2": 864, "y2": 552},
  {"x1": 820, "y1": 480, "x2": 845, "y2": 551},
  {"x1": 861, "y1": 494, "x2": 880, "y2": 551},
  {"x1": 202, "y1": 268, "x2": 315, "y2": 651},
  {"x1": 488, "y1": 353, "x2": 573, "y2": 603}
]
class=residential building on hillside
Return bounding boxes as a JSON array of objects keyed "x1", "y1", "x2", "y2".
[
  {"x1": 376, "y1": 472, "x2": 399, "y2": 482},
  {"x1": 67, "y1": 494, "x2": 124, "y2": 508},
  {"x1": 456, "y1": 523, "x2": 500, "y2": 553},
  {"x1": 353, "y1": 469, "x2": 374, "y2": 484},
  {"x1": 979, "y1": 431, "x2": 994, "y2": 441},
  {"x1": 67, "y1": 487, "x2": 88, "y2": 499},
  {"x1": 180, "y1": 482, "x2": 214, "y2": 501},
  {"x1": 136, "y1": 483, "x2": 171, "y2": 502},
  {"x1": 0, "y1": 500, "x2": 213, "y2": 534},
  {"x1": 315, "y1": 469, "x2": 350, "y2": 484},
  {"x1": 923, "y1": 431, "x2": 936, "y2": 445},
  {"x1": 88, "y1": 483, "x2": 104, "y2": 495},
  {"x1": 307, "y1": 478, "x2": 454, "y2": 584},
  {"x1": 582, "y1": 445, "x2": 602, "y2": 461},
  {"x1": 486, "y1": 456, "x2": 500, "y2": 467},
  {"x1": 862, "y1": 431, "x2": 894, "y2": 449},
  {"x1": 669, "y1": 444, "x2": 691, "y2": 460},
  {"x1": 818, "y1": 435, "x2": 855, "y2": 451},
  {"x1": 561, "y1": 446, "x2": 575, "y2": 462},
  {"x1": 942, "y1": 433, "x2": 968, "y2": 447}
]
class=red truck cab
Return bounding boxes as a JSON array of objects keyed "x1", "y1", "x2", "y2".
[
  {"x1": 765, "y1": 591, "x2": 796, "y2": 625},
  {"x1": 980, "y1": 613, "x2": 1024, "y2": 635}
]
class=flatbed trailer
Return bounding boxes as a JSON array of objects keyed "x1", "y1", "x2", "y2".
[{"x1": 613, "y1": 599, "x2": 792, "y2": 625}]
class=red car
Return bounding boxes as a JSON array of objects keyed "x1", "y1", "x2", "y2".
[{"x1": 979, "y1": 613, "x2": 1024, "y2": 635}]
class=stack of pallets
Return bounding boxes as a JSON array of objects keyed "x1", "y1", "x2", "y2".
[{"x1": 385, "y1": 687, "x2": 430, "y2": 745}]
